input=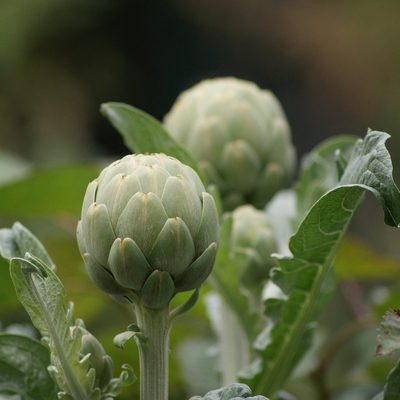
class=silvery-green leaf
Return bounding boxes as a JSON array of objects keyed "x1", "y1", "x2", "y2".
[
  {"x1": 0, "y1": 222, "x2": 54, "y2": 270},
  {"x1": 376, "y1": 310, "x2": 400, "y2": 357},
  {"x1": 10, "y1": 256, "x2": 98, "y2": 400},
  {"x1": 339, "y1": 130, "x2": 400, "y2": 226},
  {"x1": 240, "y1": 130, "x2": 400, "y2": 397},
  {"x1": 0, "y1": 333, "x2": 58, "y2": 399}
]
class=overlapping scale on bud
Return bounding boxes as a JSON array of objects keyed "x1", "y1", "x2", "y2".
[
  {"x1": 230, "y1": 205, "x2": 277, "y2": 288},
  {"x1": 163, "y1": 77, "x2": 296, "y2": 210},
  {"x1": 77, "y1": 153, "x2": 219, "y2": 310}
]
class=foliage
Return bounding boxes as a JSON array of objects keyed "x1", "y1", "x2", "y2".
[{"x1": 1, "y1": 82, "x2": 400, "y2": 400}]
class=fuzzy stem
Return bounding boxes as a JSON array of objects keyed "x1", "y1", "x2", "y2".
[{"x1": 134, "y1": 303, "x2": 171, "y2": 400}]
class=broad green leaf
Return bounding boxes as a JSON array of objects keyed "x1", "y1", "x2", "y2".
[
  {"x1": 376, "y1": 310, "x2": 400, "y2": 357},
  {"x1": 10, "y1": 255, "x2": 100, "y2": 400},
  {"x1": 340, "y1": 130, "x2": 400, "y2": 226},
  {"x1": 240, "y1": 130, "x2": 400, "y2": 397},
  {"x1": 0, "y1": 222, "x2": 54, "y2": 269},
  {"x1": 294, "y1": 134, "x2": 357, "y2": 228},
  {"x1": 100, "y1": 102, "x2": 205, "y2": 182},
  {"x1": 0, "y1": 164, "x2": 101, "y2": 217},
  {"x1": 372, "y1": 357, "x2": 400, "y2": 400},
  {"x1": 0, "y1": 333, "x2": 58, "y2": 399}
]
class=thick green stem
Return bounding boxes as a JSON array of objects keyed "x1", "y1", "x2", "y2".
[{"x1": 134, "y1": 303, "x2": 171, "y2": 400}]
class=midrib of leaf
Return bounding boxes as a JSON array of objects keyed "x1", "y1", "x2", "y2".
[
  {"x1": 252, "y1": 186, "x2": 365, "y2": 396},
  {"x1": 11, "y1": 259, "x2": 94, "y2": 400},
  {"x1": 242, "y1": 130, "x2": 400, "y2": 398},
  {"x1": 30, "y1": 272, "x2": 87, "y2": 400}
]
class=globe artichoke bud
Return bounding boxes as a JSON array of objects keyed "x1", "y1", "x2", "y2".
[
  {"x1": 230, "y1": 205, "x2": 277, "y2": 288},
  {"x1": 163, "y1": 77, "x2": 296, "y2": 210},
  {"x1": 77, "y1": 153, "x2": 219, "y2": 310}
]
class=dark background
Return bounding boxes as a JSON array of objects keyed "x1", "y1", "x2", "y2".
[
  {"x1": 2, "y1": 0, "x2": 400, "y2": 161},
  {"x1": 3, "y1": 0, "x2": 400, "y2": 256}
]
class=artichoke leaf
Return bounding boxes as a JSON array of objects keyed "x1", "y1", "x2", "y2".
[
  {"x1": 100, "y1": 102, "x2": 206, "y2": 183},
  {"x1": 0, "y1": 333, "x2": 59, "y2": 400},
  {"x1": 240, "y1": 130, "x2": 400, "y2": 397}
]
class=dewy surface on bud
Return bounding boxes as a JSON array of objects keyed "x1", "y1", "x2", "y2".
[
  {"x1": 164, "y1": 77, "x2": 297, "y2": 210},
  {"x1": 77, "y1": 153, "x2": 219, "y2": 309}
]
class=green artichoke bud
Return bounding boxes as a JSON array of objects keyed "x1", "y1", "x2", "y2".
[
  {"x1": 77, "y1": 327, "x2": 114, "y2": 391},
  {"x1": 230, "y1": 205, "x2": 277, "y2": 287},
  {"x1": 189, "y1": 382, "x2": 270, "y2": 400},
  {"x1": 163, "y1": 77, "x2": 296, "y2": 210},
  {"x1": 77, "y1": 153, "x2": 219, "y2": 309}
]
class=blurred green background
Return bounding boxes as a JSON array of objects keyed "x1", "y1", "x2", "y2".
[{"x1": 2, "y1": 1, "x2": 400, "y2": 399}]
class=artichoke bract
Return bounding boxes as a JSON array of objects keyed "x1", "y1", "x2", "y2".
[
  {"x1": 163, "y1": 77, "x2": 297, "y2": 210},
  {"x1": 230, "y1": 205, "x2": 277, "y2": 287},
  {"x1": 77, "y1": 153, "x2": 219, "y2": 309}
]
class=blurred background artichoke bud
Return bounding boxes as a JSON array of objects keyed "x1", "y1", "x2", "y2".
[
  {"x1": 230, "y1": 205, "x2": 277, "y2": 290},
  {"x1": 163, "y1": 77, "x2": 297, "y2": 210},
  {"x1": 77, "y1": 153, "x2": 219, "y2": 310}
]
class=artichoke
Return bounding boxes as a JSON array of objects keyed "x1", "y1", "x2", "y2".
[
  {"x1": 77, "y1": 153, "x2": 219, "y2": 309},
  {"x1": 77, "y1": 327, "x2": 114, "y2": 391},
  {"x1": 163, "y1": 77, "x2": 296, "y2": 210},
  {"x1": 230, "y1": 205, "x2": 277, "y2": 288},
  {"x1": 189, "y1": 383, "x2": 269, "y2": 400}
]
